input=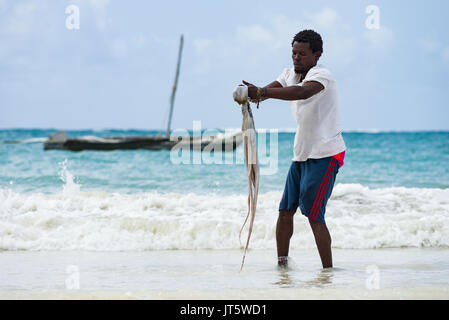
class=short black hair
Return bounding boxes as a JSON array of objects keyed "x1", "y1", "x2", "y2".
[{"x1": 291, "y1": 29, "x2": 323, "y2": 53}]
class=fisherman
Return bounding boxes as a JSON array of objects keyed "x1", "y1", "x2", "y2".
[{"x1": 241, "y1": 29, "x2": 346, "y2": 269}]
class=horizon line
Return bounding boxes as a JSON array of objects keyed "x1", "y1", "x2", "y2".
[{"x1": 1, "y1": 127, "x2": 449, "y2": 133}]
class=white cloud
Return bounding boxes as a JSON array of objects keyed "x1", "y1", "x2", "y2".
[
  {"x1": 416, "y1": 36, "x2": 449, "y2": 67},
  {"x1": 134, "y1": 34, "x2": 146, "y2": 47},
  {"x1": 269, "y1": 14, "x2": 302, "y2": 50},
  {"x1": 236, "y1": 24, "x2": 274, "y2": 45},
  {"x1": 193, "y1": 38, "x2": 213, "y2": 55},
  {"x1": 302, "y1": 8, "x2": 358, "y2": 67},
  {"x1": 111, "y1": 38, "x2": 128, "y2": 58},
  {"x1": 190, "y1": 6, "x2": 399, "y2": 77},
  {"x1": 109, "y1": 34, "x2": 148, "y2": 58},
  {"x1": 191, "y1": 13, "x2": 298, "y2": 74},
  {"x1": 305, "y1": 7, "x2": 343, "y2": 31},
  {"x1": 77, "y1": 0, "x2": 111, "y2": 31},
  {"x1": 363, "y1": 26, "x2": 394, "y2": 52},
  {"x1": 3, "y1": 2, "x2": 38, "y2": 35},
  {"x1": 441, "y1": 47, "x2": 449, "y2": 66},
  {"x1": 0, "y1": 43, "x2": 8, "y2": 59},
  {"x1": 89, "y1": 0, "x2": 110, "y2": 11},
  {"x1": 417, "y1": 36, "x2": 440, "y2": 53},
  {"x1": 0, "y1": 0, "x2": 7, "y2": 12}
]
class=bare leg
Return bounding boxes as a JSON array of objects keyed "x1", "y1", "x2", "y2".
[
  {"x1": 276, "y1": 210, "x2": 295, "y2": 267},
  {"x1": 308, "y1": 218, "x2": 333, "y2": 268}
]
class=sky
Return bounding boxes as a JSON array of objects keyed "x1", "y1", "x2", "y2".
[{"x1": 1, "y1": 0, "x2": 449, "y2": 131}]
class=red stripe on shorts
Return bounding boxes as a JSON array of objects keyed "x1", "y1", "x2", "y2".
[
  {"x1": 310, "y1": 158, "x2": 336, "y2": 221},
  {"x1": 309, "y1": 158, "x2": 334, "y2": 220}
]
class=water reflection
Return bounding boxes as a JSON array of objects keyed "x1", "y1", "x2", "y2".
[
  {"x1": 305, "y1": 268, "x2": 334, "y2": 288},
  {"x1": 273, "y1": 267, "x2": 335, "y2": 288},
  {"x1": 274, "y1": 268, "x2": 295, "y2": 288}
]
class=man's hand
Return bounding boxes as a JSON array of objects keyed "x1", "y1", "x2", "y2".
[{"x1": 242, "y1": 80, "x2": 267, "y2": 102}]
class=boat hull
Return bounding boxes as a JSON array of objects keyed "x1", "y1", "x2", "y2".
[{"x1": 43, "y1": 133, "x2": 243, "y2": 152}]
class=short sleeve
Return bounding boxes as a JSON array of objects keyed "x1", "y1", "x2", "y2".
[
  {"x1": 304, "y1": 67, "x2": 332, "y2": 89},
  {"x1": 276, "y1": 68, "x2": 289, "y2": 87}
]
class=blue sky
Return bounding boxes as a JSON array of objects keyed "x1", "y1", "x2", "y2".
[{"x1": 1, "y1": 0, "x2": 448, "y2": 131}]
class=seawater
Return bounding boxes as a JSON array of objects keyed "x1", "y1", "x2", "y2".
[{"x1": 0, "y1": 129, "x2": 448, "y2": 251}]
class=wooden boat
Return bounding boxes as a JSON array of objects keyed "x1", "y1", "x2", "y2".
[
  {"x1": 43, "y1": 35, "x2": 242, "y2": 152},
  {"x1": 43, "y1": 131, "x2": 242, "y2": 151}
]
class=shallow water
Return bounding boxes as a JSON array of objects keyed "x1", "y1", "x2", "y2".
[{"x1": 1, "y1": 248, "x2": 448, "y2": 296}]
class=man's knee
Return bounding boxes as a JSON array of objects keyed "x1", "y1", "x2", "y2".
[
  {"x1": 279, "y1": 210, "x2": 296, "y2": 217},
  {"x1": 279, "y1": 209, "x2": 296, "y2": 218},
  {"x1": 308, "y1": 217, "x2": 323, "y2": 226}
]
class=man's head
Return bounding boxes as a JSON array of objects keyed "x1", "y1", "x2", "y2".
[{"x1": 291, "y1": 30, "x2": 323, "y2": 74}]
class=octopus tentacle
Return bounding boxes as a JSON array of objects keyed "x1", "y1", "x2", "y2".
[{"x1": 239, "y1": 102, "x2": 260, "y2": 271}]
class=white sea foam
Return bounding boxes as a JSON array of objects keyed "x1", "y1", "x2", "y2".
[
  {"x1": 58, "y1": 159, "x2": 81, "y2": 195},
  {"x1": 0, "y1": 137, "x2": 47, "y2": 144},
  {"x1": 0, "y1": 182, "x2": 448, "y2": 251}
]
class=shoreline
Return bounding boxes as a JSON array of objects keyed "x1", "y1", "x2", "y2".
[{"x1": 2, "y1": 287, "x2": 449, "y2": 300}]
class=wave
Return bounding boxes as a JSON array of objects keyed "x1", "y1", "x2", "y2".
[
  {"x1": 0, "y1": 137, "x2": 47, "y2": 144},
  {"x1": 1, "y1": 184, "x2": 448, "y2": 251}
]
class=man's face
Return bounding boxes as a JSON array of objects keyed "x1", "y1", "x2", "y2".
[{"x1": 292, "y1": 41, "x2": 321, "y2": 74}]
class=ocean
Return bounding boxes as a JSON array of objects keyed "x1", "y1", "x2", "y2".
[{"x1": 1, "y1": 129, "x2": 448, "y2": 299}]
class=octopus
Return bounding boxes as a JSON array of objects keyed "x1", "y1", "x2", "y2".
[{"x1": 234, "y1": 87, "x2": 260, "y2": 271}]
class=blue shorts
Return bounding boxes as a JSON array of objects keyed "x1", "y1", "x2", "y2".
[{"x1": 279, "y1": 156, "x2": 339, "y2": 224}]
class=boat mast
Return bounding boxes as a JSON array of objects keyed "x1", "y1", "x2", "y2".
[{"x1": 166, "y1": 34, "x2": 184, "y2": 138}]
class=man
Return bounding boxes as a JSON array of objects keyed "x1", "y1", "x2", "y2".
[{"x1": 242, "y1": 29, "x2": 346, "y2": 269}]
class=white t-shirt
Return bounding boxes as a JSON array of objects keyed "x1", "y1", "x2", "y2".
[{"x1": 276, "y1": 64, "x2": 346, "y2": 161}]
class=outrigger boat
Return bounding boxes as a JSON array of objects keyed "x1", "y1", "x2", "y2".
[
  {"x1": 43, "y1": 130, "x2": 242, "y2": 152},
  {"x1": 43, "y1": 35, "x2": 242, "y2": 152}
]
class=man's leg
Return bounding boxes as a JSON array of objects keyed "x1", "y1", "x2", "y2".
[
  {"x1": 308, "y1": 218, "x2": 332, "y2": 268},
  {"x1": 276, "y1": 210, "x2": 295, "y2": 267}
]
